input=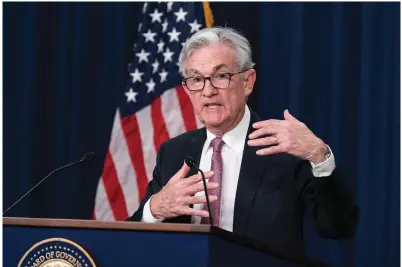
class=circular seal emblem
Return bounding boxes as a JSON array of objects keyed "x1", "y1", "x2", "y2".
[{"x1": 17, "y1": 238, "x2": 96, "y2": 267}]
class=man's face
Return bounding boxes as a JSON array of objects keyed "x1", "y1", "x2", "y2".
[{"x1": 183, "y1": 43, "x2": 256, "y2": 134}]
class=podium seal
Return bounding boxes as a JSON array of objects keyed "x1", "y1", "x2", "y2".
[{"x1": 17, "y1": 237, "x2": 96, "y2": 267}]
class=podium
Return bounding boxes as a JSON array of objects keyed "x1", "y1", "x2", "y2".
[{"x1": 4, "y1": 217, "x2": 329, "y2": 267}]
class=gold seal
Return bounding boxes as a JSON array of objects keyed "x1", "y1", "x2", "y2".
[{"x1": 17, "y1": 238, "x2": 96, "y2": 267}]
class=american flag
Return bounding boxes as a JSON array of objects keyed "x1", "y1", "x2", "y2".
[{"x1": 93, "y1": 2, "x2": 213, "y2": 221}]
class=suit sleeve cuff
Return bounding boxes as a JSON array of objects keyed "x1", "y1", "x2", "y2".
[
  {"x1": 141, "y1": 195, "x2": 164, "y2": 223},
  {"x1": 309, "y1": 145, "x2": 336, "y2": 177}
]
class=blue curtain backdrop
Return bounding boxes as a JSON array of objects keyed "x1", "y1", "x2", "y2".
[
  {"x1": 258, "y1": 3, "x2": 400, "y2": 267},
  {"x1": 3, "y1": 2, "x2": 399, "y2": 267}
]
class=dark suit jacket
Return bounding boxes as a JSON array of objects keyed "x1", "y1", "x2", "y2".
[{"x1": 127, "y1": 111, "x2": 359, "y2": 253}]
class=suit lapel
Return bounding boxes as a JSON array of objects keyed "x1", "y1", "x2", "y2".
[
  {"x1": 186, "y1": 128, "x2": 207, "y2": 177},
  {"x1": 233, "y1": 111, "x2": 266, "y2": 235},
  {"x1": 184, "y1": 129, "x2": 206, "y2": 222},
  {"x1": 165, "y1": 128, "x2": 206, "y2": 224}
]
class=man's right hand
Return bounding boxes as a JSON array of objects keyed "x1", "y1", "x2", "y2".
[{"x1": 149, "y1": 162, "x2": 218, "y2": 219}]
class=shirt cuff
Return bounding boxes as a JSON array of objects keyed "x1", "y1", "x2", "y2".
[
  {"x1": 141, "y1": 195, "x2": 164, "y2": 223},
  {"x1": 309, "y1": 145, "x2": 336, "y2": 177}
]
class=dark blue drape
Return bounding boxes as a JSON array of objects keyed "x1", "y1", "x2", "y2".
[
  {"x1": 258, "y1": 3, "x2": 399, "y2": 267},
  {"x1": 4, "y1": 2, "x2": 143, "y2": 219},
  {"x1": 3, "y1": 2, "x2": 399, "y2": 267}
]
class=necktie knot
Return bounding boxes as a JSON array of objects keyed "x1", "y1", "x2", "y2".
[{"x1": 211, "y1": 138, "x2": 225, "y2": 153}]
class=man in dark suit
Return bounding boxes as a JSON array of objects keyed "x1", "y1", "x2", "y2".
[{"x1": 127, "y1": 27, "x2": 358, "y2": 253}]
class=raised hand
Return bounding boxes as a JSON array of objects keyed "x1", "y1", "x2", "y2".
[
  {"x1": 150, "y1": 162, "x2": 218, "y2": 219},
  {"x1": 247, "y1": 110, "x2": 329, "y2": 164}
]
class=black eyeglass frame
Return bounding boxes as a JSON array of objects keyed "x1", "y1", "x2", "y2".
[{"x1": 182, "y1": 69, "x2": 250, "y2": 91}]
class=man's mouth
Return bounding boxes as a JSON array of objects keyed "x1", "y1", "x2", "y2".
[{"x1": 204, "y1": 103, "x2": 222, "y2": 108}]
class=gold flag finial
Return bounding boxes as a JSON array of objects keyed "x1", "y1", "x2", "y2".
[{"x1": 202, "y1": 2, "x2": 214, "y2": 28}]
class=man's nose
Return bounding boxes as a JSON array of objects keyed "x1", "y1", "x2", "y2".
[{"x1": 202, "y1": 79, "x2": 217, "y2": 97}]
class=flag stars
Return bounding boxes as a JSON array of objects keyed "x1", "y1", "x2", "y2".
[
  {"x1": 181, "y1": 38, "x2": 188, "y2": 47},
  {"x1": 159, "y1": 69, "x2": 168, "y2": 83},
  {"x1": 149, "y1": 9, "x2": 163, "y2": 23},
  {"x1": 168, "y1": 27, "x2": 181, "y2": 42},
  {"x1": 152, "y1": 59, "x2": 160, "y2": 74},
  {"x1": 146, "y1": 78, "x2": 156, "y2": 93},
  {"x1": 142, "y1": 3, "x2": 148, "y2": 14},
  {"x1": 142, "y1": 29, "x2": 156, "y2": 43},
  {"x1": 167, "y1": 2, "x2": 174, "y2": 12},
  {"x1": 157, "y1": 40, "x2": 165, "y2": 53},
  {"x1": 136, "y1": 49, "x2": 150, "y2": 63},
  {"x1": 125, "y1": 88, "x2": 138, "y2": 103},
  {"x1": 163, "y1": 48, "x2": 174, "y2": 63},
  {"x1": 188, "y1": 19, "x2": 202, "y2": 33},
  {"x1": 130, "y1": 68, "x2": 143, "y2": 83},
  {"x1": 162, "y1": 19, "x2": 168, "y2": 33},
  {"x1": 174, "y1": 8, "x2": 188, "y2": 22}
]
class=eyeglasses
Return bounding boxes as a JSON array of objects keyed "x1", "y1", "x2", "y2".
[{"x1": 182, "y1": 70, "x2": 249, "y2": 91}]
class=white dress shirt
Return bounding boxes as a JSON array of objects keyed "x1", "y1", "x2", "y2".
[{"x1": 142, "y1": 106, "x2": 336, "y2": 232}]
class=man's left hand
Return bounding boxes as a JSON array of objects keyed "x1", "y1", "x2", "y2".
[{"x1": 247, "y1": 110, "x2": 329, "y2": 164}]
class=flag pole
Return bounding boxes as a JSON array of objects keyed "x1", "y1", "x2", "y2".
[{"x1": 202, "y1": 2, "x2": 214, "y2": 28}]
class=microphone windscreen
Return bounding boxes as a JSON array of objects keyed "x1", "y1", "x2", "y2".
[{"x1": 184, "y1": 156, "x2": 197, "y2": 168}]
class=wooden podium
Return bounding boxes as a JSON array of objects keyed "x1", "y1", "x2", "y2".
[{"x1": 4, "y1": 217, "x2": 329, "y2": 267}]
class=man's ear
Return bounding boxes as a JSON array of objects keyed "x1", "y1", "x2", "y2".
[{"x1": 244, "y1": 69, "x2": 256, "y2": 96}]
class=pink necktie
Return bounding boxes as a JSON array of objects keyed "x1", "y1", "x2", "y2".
[{"x1": 201, "y1": 138, "x2": 225, "y2": 227}]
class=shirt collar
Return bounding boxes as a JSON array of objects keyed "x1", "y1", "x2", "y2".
[{"x1": 204, "y1": 105, "x2": 251, "y2": 154}]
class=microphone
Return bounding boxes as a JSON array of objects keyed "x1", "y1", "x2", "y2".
[
  {"x1": 185, "y1": 156, "x2": 213, "y2": 226},
  {"x1": 3, "y1": 152, "x2": 96, "y2": 216}
]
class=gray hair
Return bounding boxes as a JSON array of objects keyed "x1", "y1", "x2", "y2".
[{"x1": 178, "y1": 27, "x2": 255, "y2": 77}]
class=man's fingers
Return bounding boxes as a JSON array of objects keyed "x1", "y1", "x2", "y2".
[
  {"x1": 183, "y1": 172, "x2": 203, "y2": 185},
  {"x1": 252, "y1": 119, "x2": 285, "y2": 129},
  {"x1": 183, "y1": 207, "x2": 210, "y2": 217},
  {"x1": 284, "y1": 109, "x2": 301, "y2": 124},
  {"x1": 249, "y1": 126, "x2": 281, "y2": 139},
  {"x1": 183, "y1": 171, "x2": 214, "y2": 185},
  {"x1": 183, "y1": 195, "x2": 218, "y2": 205},
  {"x1": 184, "y1": 182, "x2": 219, "y2": 195},
  {"x1": 171, "y1": 161, "x2": 191, "y2": 181},
  {"x1": 256, "y1": 145, "x2": 283, "y2": 156},
  {"x1": 247, "y1": 136, "x2": 278, "y2": 147}
]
